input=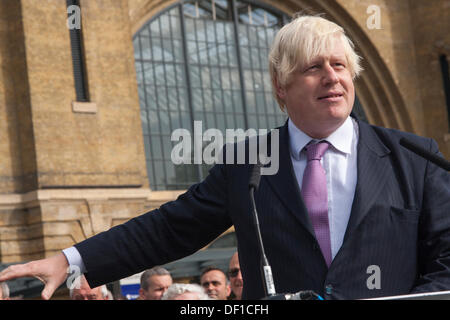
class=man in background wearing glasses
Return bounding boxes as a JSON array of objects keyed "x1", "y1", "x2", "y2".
[{"x1": 228, "y1": 252, "x2": 243, "y2": 300}]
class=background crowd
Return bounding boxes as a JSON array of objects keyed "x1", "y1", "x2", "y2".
[{"x1": 0, "y1": 251, "x2": 242, "y2": 301}]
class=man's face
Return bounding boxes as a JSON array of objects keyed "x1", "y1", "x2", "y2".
[
  {"x1": 173, "y1": 292, "x2": 200, "y2": 300},
  {"x1": 228, "y1": 254, "x2": 243, "y2": 300},
  {"x1": 200, "y1": 270, "x2": 230, "y2": 300},
  {"x1": 277, "y1": 38, "x2": 355, "y2": 139},
  {"x1": 140, "y1": 275, "x2": 173, "y2": 300},
  {"x1": 71, "y1": 283, "x2": 104, "y2": 300}
]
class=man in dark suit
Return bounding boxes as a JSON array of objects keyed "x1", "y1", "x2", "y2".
[{"x1": 1, "y1": 15, "x2": 449, "y2": 300}]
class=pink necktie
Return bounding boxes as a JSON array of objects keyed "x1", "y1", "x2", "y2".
[{"x1": 301, "y1": 142, "x2": 332, "y2": 267}]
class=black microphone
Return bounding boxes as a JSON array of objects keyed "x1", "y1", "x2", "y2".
[
  {"x1": 399, "y1": 138, "x2": 450, "y2": 171},
  {"x1": 249, "y1": 163, "x2": 276, "y2": 297},
  {"x1": 248, "y1": 163, "x2": 324, "y2": 300}
]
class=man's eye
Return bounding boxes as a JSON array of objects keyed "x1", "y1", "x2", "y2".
[{"x1": 304, "y1": 65, "x2": 319, "y2": 73}]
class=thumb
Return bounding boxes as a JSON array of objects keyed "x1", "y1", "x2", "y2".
[{"x1": 41, "y1": 280, "x2": 59, "y2": 300}]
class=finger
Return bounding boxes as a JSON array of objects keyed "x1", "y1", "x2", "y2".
[
  {"x1": 0, "y1": 263, "x2": 34, "y2": 281},
  {"x1": 41, "y1": 281, "x2": 59, "y2": 300}
]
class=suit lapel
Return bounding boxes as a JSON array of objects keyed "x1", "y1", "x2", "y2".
[
  {"x1": 263, "y1": 121, "x2": 315, "y2": 238},
  {"x1": 343, "y1": 120, "x2": 391, "y2": 243}
]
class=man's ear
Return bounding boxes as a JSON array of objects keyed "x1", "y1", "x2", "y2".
[
  {"x1": 138, "y1": 288, "x2": 145, "y2": 300},
  {"x1": 273, "y1": 77, "x2": 286, "y2": 100}
]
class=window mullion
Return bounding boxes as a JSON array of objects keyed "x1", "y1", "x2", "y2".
[{"x1": 231, "y1": 0, "x2": 249, "y2": 130}]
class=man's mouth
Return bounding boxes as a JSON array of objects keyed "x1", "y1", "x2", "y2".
[{"x1": 318, "y1": 93, "x2": 343, "y2": 100}]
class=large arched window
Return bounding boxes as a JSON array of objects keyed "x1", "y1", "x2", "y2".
[
  {"x1": 133, "y1": 0, "x2": 368, "y2": 190},
  {"x1": 134, "y1": 0, "x2": 288, "y2": 190}
]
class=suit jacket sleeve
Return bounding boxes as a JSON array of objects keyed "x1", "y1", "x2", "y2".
[
  {"x1": 75, "y1": 163, "x2": 233, "y2": 288},
  {"x1": 411, "y1": 138, "x2": 450, "y2": 293}
]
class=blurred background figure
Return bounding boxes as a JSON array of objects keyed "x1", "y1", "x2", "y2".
[
  {"x1": 228, "y1": 252, "x2": 243, "y2": 300},
  {"x1": 200, "y1": 267, "x2": 230, "y2": 300},
  {"x1": 161, "y1": 283, "x2": 210, "y2": 300},
  {"x1": 69, "y1": 275, "x2": 111, "y2": 300},
  {"x1": 0, "y1": 282, "x2": 10, "y2": 300},
  {"x1": 138, "y1": 266, "x2": 173, "y2": 300}
]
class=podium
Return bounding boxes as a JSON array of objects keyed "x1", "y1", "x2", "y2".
[{"x1": 365, "y1": 290, "x2": 450, "y2": 300}]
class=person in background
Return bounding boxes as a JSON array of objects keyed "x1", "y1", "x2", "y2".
[
  {"x1": 138, "y1": 266, "x2": 173, "y2": 300},
  {"x1": 200, "y1": 266, "x2": 230, "y2": 300},
  {"x1": 161, "y1": 283, "x2": 210, "y2": 300},
  {"x1": 228, "y1": 252, "x2": 243, "y2": 300},
  {"x1": 69, "y1": 274, "x2": 111, "y2": 300},
  {"x1": 0, "y1": 282, "x2": 10, "y2": 300}
]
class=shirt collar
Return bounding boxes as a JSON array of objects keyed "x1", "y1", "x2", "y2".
[{"x1": 288, "y1": 116, "x2": 355, "y2": 160}]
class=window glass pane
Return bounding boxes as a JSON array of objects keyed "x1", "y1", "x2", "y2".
[
  {"x1": 162, "y1": 135, "x2": 173, "y2": 159},
  {"x1": 154, "y1": 160, "x2": 166, "y2": 186},
  {"x1": 165, "y1": 64, "x2": 176, "y2": 86},
  {"x1": 178, "y1": 88, "x2": 188, "y2": 112},
  {"x1": 251, "y1": 47, "x2": 261, "y2": 69},
  {"x1": 185, "y1": 18, "x2": 196, "y2": 41},
  {"x1": 192, "y1": 88, "x2": 204, "y2": 111},
  {"x1": 173, "y1": 40, "x2": 183, "y2": 62},
  {"x1": 201, "y1": 67, "x2": 211, "y2": 88},
  {"x1": 159, "y1": 111, "x2": 170, "y2": 133},
  {"x1": 187, "y1": 40, "x2": 198, "y2": 63},
  {"x1": 253, "y1": 70, "x2": 263, "y2": 91},
  {"x1": 168, "y1": 88, "x2": 179, "y2": 111},
  {"x1": 145, "y1": 86, "x2": 157, "y2": 110},
  {"x1": 151, "y1": 38, "x2": 163, "y2": 61},
  {"x1": 190, "y1": 65, "x2": 201, "y2": 87},
  {"x1": 223, "y1": 90, "x2": 233, "y2": 112},
  {"x1": 240, "y1": 46, "x2": 250, "y2": 68},
  {"x1": 163, "y1": 39, "x2": 174, "y2": 61},
  {"x1": 203, "y1": 89, "x2": 213, "y2": 112},
  {"x1": 149, "y1": 110, "x2": 159, "y2": 133},
  {"x1": 220, "y1": 68, "x2": 230, "y2": 90},
  {"x1": 151, "y1": 136, "x2": 163, "y2": 159},
  {"x1": 209, "y1": 43, "x2": 219, "y2": 65},
  {"x1": 195, "y1": 19, "x2": 206, "y2": 42},
  {"x1": 211, "y1": 67, "x2": 221, "y2": 89}
]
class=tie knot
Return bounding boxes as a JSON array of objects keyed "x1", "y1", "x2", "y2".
[{"x1": 305, "y1": 141, "x2": 329, "y2": 161}]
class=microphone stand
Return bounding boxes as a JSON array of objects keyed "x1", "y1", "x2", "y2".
[
  {"x1": 249, "y1": 163, "x2": 323, "y2": 300},
  {"x1": 400, "y1": 138, "x2": 450, "y2": 171}
]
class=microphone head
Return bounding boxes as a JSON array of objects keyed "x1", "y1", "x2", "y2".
[{"x1": 249, "y1": 163, "x2": 262, "y2": 190}]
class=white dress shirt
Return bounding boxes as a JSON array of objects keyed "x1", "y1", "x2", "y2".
[
  {"x1": 63, "y1": 116, "x2": 359, "y2": 269},
  {"x1": 288, "y1": 116, "x2": 359, "y2": 260}
]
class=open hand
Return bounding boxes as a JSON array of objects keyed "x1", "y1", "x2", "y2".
[{"x1": 0, "y1": 252, "x2": 70, "y2": 300}]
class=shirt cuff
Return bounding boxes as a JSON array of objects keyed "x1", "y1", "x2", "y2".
[{"x1": 62, "y1": 246, "x2": 87, "y2": 274}]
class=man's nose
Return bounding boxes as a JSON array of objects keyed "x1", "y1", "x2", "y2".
[{"x1": 322, "y1": 64, "x2": 339, "y2": 85}]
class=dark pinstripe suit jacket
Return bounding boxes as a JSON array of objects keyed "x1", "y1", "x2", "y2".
[{"x1": 76, "y1": 118, "x2": 450, "y2": 299}]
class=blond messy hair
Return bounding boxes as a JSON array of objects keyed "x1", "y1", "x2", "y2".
[{"x1": 269, "y1": 14, "x2": 363, "y2": 111}]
